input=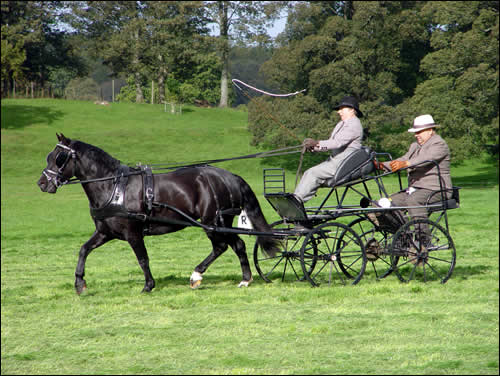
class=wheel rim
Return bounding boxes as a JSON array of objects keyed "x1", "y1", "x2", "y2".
[
  {"x1": 253, "y1": 220, "x2": 307, "y2": 283},
  {"x1": 301, "y1": 222, "x2": 366, "y2": 286},
  {"x1": 390, "y1": 219, "x2": 456, "y2": 283}
]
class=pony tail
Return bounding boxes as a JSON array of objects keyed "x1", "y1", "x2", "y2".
[{"x1": 238, "y1": 177, "x2": 281, "y2": 257}]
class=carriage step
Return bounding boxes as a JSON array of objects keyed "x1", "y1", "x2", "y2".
[{"x1": 265, "y1": 193, "x2": 307, "y2": 221}]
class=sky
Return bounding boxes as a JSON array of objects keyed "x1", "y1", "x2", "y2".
[{"x1": 268, "y1": 15, "x2": 287, "y2": 37}]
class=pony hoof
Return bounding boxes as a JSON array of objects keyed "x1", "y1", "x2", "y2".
[
  {"x1": 190, "y1": 280, "x2": 202, "y2": 289},
  {"x1": 238, "y1": 278, "x2": 253, "y2": 288},
  {"x1": 76, "y1": 283, "x2": 87, "y2": 295},
  {"x1": 190, "y1": 271, "x2": 203, "y2": 289}
]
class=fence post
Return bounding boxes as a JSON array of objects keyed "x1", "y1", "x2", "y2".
[
  {"x1": 31, "y1": 82, "x2": 34, "y2": 98},
  {"x1": 112, "y1": 79, "x2": 115, "y2": 102},
  {"x1": 151, "y1": 80, "x2": 154, "y2": 104}
]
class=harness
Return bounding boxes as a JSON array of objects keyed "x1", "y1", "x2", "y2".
[{"x1": 89, "y1": 165, "x2": 131, "y2": 220}]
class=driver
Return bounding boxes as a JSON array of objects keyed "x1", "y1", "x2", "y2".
[{"x1": 293, "y1": 96, "x2": 364, "y2": 204}]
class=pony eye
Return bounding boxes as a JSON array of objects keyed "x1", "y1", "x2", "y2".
[{"x1": 55, "y1": 152, "x2": 68, "y2": 167}]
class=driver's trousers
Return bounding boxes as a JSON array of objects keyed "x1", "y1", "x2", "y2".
[{"x1": 294, "y1": 147, "x2": 358, "y2": 202}]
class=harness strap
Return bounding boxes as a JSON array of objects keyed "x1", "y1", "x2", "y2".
[
  {"x1": 199, "y1": 169, "x2": 221, "y2": 226},
  {"x1": 141, "y1": 166, "x2": 154, "y2": 214},
  {"x1": 89, "y1": 165, "x2": 130, "y2": 220}
]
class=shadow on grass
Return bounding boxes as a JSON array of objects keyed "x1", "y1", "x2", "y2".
[
  {"x1": 452, "y1": 156, "x2": 499, "y2": 188},
  {"x1": 1, "y1": 104, "x2": 65, "y2": 129},
  {"x1": 451, "y1": 264, "x2": 492, "y2": 280},
  {"x1": 154, "y1": 273, "x2": 247, "y2": 290}
]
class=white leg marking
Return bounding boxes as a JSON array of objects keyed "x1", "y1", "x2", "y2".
[
  {"x1": 190, "y1": 271, "x2": 203, "y2": 289},
  {"x1": 238, "y1": 277, "x2": 253, "y2": 288}
]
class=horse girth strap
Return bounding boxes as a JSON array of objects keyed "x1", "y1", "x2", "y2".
[{"x1": 141, "y1": 165, "x2": 154, "y2": 215}]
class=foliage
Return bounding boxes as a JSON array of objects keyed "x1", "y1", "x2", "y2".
[
  {"x1": 116, "y1": 52, "x2": 222, "y2": 105},
  {"x1": 1, "y1": 38, "x2": 26, "y2": 82},
  {"x1": 255, "y1": 1, "x2": 499, "y2": 163},
  {"x1": 64, "y1": 77, "x2": 100, "y2": 101},
  {"x1": 1, "y1": 1, "x2": 86, "y2": 93}
]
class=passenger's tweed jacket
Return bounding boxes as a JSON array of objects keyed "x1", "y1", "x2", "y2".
[{"x1": 382, "y1": 133, "x2": 452, "y2": 191}]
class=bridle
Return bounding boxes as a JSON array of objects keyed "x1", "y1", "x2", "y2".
[{"x1": 43, "y1": 143, "x2": 77, "y2": 188}]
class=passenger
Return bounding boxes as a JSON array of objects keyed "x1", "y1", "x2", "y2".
[
  {"x1": 373, "y1": 114, "x2": 453, "y2": 238},
  {"x1": 294, "y1": 96, "x2": 364, "y2": 204}
]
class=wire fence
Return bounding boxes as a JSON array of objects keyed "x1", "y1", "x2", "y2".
[{"x1": 1, "y1": 79, "x2": 127, "y2": 101}]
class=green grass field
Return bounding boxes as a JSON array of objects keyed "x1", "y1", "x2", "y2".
[{"x1": 1, "y1": 99, "x2": 499, "y2": 375}]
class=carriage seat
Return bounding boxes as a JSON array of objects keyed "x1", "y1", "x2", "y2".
[
  {"x1": 322, "y1": 146, "x2": 375, "y2": 188},
  {"x1": 427, "y1": 186, "x2": 461, "y2": 213}
]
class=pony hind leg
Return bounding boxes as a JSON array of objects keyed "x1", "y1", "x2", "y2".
[
  {"x1": 229, "y1": 234, "x2": 253, "y2": 287},
  {"x1": 190, "y1": 233, "x2": 229, "y2": 289},
  {"x1": 190, "y1": 233, "x2": 252, "y2": 289},
  {"x1": 127, "y1": 236, "x2": 155, "y2": 293}
]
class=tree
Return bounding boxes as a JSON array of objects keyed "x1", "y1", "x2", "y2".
[
  {"x1": 67, "y1": 1, "x2": 216, "y2": 104},
  {"x1": 204, "y1": 1, "x2": 286, "y2": 107},
  {"x1": 1, "y1": 38, "x2": 26, "y2": 88},
  {"x1": 144, "y1": 1, "x2": 210, "y2": 104},
  {"x1": 399, "y1": 1, "x2": 499, "y2": 161},
  {"x1": 66, "y1": 1, "x2": 150, "y2": 102},
  {"x1": 1, "y1": 1, "x2": 85, "y2": 96}
]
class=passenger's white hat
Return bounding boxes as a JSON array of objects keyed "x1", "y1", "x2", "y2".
[{"x1": 408, "y1": 114, "x2": 439, "y2": 133}]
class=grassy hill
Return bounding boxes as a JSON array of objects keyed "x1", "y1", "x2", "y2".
[{"x1": 1, "y1": 98, "x2": 498, "y2": 375}]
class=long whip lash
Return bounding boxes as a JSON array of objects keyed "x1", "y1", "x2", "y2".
[
  {"x1": 232, "y1": 78, "x2": 308, "y2": 187},
  {"x1": 231, "y1": 79, "x2": 306, "y2": 97}
]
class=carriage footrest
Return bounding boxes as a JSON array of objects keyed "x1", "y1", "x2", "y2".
[{"x1": 265, "y1": 193, "x2": 307, "y2": 221}]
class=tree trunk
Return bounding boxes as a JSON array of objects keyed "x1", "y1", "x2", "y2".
[
  {"x1": 134, "y1": 29, "x2": 144, "y2": 103},
  {"x1": 157, "y1": 54, "x2": 167, "y2": 104},
  {"x1": 218, "y1": 1, "x2": 229, "y2": 108}
]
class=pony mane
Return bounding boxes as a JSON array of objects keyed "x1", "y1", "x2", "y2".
[{"x1": 73, "y1": 140, "x2": 122, "y2": 170}]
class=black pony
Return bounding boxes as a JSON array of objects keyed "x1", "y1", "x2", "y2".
[{"x1": 38, "y1": 134, "x2": 279, "y2": 294}]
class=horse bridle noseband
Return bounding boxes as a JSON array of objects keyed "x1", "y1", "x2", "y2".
[{"x1": 43, "y1": 143, "x2": 77, "y2": 187}]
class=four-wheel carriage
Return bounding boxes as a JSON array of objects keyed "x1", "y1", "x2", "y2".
[{"x1": 254, "y1": 147, "x2": 461, "y2": 287}]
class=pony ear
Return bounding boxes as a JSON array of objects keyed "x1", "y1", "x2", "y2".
[{"x1": 57, "y1": 133, "x2": 70, "y2": 145}]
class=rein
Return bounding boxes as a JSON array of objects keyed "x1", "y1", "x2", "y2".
[
  {"x1": 148, "y1": 145, "x2": 303, "y2": 171},
  {"x1": 51, "y1": 144, "x2": 303, "y2": 186}
]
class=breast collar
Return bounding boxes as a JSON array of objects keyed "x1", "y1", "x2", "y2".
[{"x1": 89, "y1": 165, "x2": 131, "y2": 220}]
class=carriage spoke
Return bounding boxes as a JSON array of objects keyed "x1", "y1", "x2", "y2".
[
  {"x1": 254, "y1": 220, "x2": 306, "y2": 283},
  {"x1": 301, "y1": 222, "x2": 366, "y2": 287},
  {"x1": 391, "y1": 219, "x2": 456, "y2": 283}
]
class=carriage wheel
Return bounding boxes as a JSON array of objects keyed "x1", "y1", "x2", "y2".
[
  {"x1": 253, "y1": 220, "x2": 311, "y2": 283},
  {"x1": 300, "y1": 222, "x2": 366, "y2": 287},
  {"x1": 390, "y1": 219, "x2": 456, "y2": 283},
  {"x1": 340, "y1": 217, "x2": 394, "y2": 280}
]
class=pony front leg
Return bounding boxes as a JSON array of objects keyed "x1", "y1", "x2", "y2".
[{"x1": 75, "y1": 230, "x2": 112, "y2": 295}]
